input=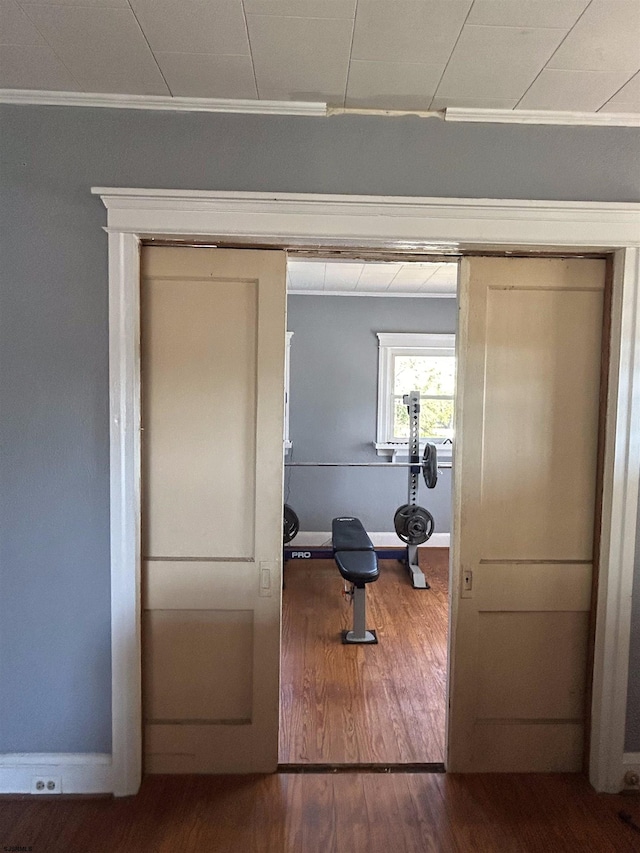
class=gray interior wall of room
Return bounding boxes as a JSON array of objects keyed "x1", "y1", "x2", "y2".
[
  {"x1": 1, "y1": 104, "x2": 639, "y2": 754},
  {"x1": 285, "y1": 294, "x2": 456, "y2": 534}
]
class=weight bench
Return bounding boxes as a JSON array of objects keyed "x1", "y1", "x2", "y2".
[{"x1": 332, "y1": 517, "x2": 379, "y2": 645}]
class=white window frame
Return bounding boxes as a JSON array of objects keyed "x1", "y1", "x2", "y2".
[{"x1": 376, "y1": 332, "x2": 455, "y2": 464}]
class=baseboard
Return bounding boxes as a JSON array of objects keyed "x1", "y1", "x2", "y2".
[
  {"x1": 623, "y1": 752, "x2": 640, "y2": 787},
  {"x1": 0, "y1": 753, "x2": 112, "y2": 794},
  {"x1": 294, "y1": 531, "x2": 450, "y2": 548}
]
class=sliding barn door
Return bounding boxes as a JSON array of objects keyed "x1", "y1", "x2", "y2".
[
  {"x1": 141, "y1": 246, "x2": 286, "y2": 773},
  {"x1": 449, "y1": 256, "x2": 606, "y2": 772}
]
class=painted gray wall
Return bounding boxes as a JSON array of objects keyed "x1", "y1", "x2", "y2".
[
  {"x1": 286, "y1": 294, "x2": 456, "y2": 534},
  {"x1": 1, "y1": 104, "x2": 639, "y2": 753}
]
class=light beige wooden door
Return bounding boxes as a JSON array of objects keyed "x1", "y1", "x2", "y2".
[
  {"x1": 449, "y1": 256, "x2": 606, "y2": 772},
  {"x1": 140, "y1": 246, "x2": 286, "y2": 773}
]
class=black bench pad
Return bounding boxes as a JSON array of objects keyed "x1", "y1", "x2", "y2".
[
  {"x1": 332, "y1": 517, "x2": 379, "y2": 586},
  {"x1": 334, "y1": 550, "x2": 379, "y2": 586},
  {"x1": 332, "y1": 517, "x2": 375, "y2": 551}
]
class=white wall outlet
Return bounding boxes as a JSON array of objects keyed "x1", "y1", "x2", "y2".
[{"x1": 31, "y1": 776, "x2": 62, "y2": 794}]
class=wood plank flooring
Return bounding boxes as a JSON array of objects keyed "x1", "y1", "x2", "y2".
[
  {"x1": 279, "y1": 549, "x2": 449, "y2": 764},
  {"x1": 2, "y1": 773, "x2": 639, "y2": 852}
]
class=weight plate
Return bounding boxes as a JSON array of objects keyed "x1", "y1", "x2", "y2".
[
  {"x1": 393, "y1": 504, "x2": 434, "y2": 545},
  {"x1": 422, "y1": 443, "x2": 438, "y2": 489},
  {"x1": 283, "y1": 504, "x2": 300, "y2": 544}
]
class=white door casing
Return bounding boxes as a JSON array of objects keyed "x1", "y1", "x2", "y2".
[{"x1": 94, "y1": 189, "x2": 640, "y2": 795}]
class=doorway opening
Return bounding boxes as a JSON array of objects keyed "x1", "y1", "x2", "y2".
[
  {"x1": 279, "y1": 255, "x2": 459, "y2": 767},
  {"x1": 97, "y1": 186, "x2": 640, "y2": 796}
]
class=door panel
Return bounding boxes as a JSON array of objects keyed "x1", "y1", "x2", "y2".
[
  {"x1": 449, "y1": 256, "x2": 605, "y2": 772},
  {"x1": 141, "y1": 246, "x2": 286, "y2": 773},
  {"x1": 142, "y1": 274, "x2": 258, "y2": 559}
]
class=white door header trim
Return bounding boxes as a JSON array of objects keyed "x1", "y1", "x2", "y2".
[{"x1": 92, "y1": 189, "x2": 640, "y2": 250}]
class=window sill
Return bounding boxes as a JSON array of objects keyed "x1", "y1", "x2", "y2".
[{"x1": 373, "y1": 442, "x2": 453, "y2": 467}]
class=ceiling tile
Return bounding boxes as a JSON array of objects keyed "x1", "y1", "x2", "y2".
[
  {"x1": 346, "y1": 60, "x2": 443, "y2": 110},
  {"x1": 1, "y1": 1, "x2": 46, "y2": 44},
  {"x1": 0, "y1": 42, "x2": 80, "y2": 88},
  {"x1": 467, "y1": 0, "x2": 589, "y2": 29},
  {"x1": 247, "y1": 15, "x2": 352, "y2": 102},
  {"x1": 387, "y1": 278, "x2": 424, "y2": 291},
  {"x1": 129, "y1": 0, "x2": 250, "y2": 55},
  {"x1": 390, "y1": 263, "x2": 441, "y2": 286},
  {"x1": 599, "y1": 71, "x2": 640, "y2": 111},
  {"x1": 352, "y1": 0, "x2": 472, "y2": 65},
  {"x1": 20, "y1": 5, "x2": 169, "y2": 94},
  {"x1": 287, "y1": 261, "x2": 326, "y2": 289},
  {"x1": 243, "y1": 0, "x2": 356, "y2": 18},
  {"x1": 355, "y1": 263, "x2": 402, "y2": 291},
  {"x1": 346, "y1": 59, "x2": 442, "y2": 110},
  {"x1": 430, "y1": 95, "x2": 519, "y2": 109},
  {"x1": 154, "y1": 53, "x2": 257, "y2": 98},
  {"x1": 324, "y1": 262, "x2": 364, "y2": 288},
  {"x1": 518, "y1": 68, "x2": 634, "y2": 111},
  {"x1": 548, "y1": 0, "x2": 640, "y2": 73},
  {"x1": 436, "y1": 24, "x2": 565, "y2": 100},
  {"x1": 419, "y1": 265, "x2": 457, "y2": 293}
]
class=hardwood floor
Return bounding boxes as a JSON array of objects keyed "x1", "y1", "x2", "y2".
[
  {"x1": 279, "y1": 549, "x2": 449, "y2": 764},
  {"x1": 1, "y1": 773, "x2": 639, "y2": 852}
]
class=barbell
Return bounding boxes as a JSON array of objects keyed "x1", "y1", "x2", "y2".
[{"x1": 285, "y1": 442, "x2": 439, "y2": 489}]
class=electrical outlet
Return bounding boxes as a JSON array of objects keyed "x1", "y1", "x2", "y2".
[{"x1": 31, "y1": 776, "x2": 62, "y2": 794}]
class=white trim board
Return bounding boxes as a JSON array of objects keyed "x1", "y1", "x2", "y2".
[
  {"x1": 93, "y1": 191, "x2": 640, "y2": 250},
  {"x1": 93, "y1": 189, "x2": 640, "y2": 796},
  {"x1": 624, "y1": 753, "x2": 640, "y2": 768},
  {"x1": 1, "y1": 91, "x2": 638, "y2": 127},
  {"x1": 0, "y1": 754, "x2": 112, "y2": 795},
  {"x1": 292, "y1": 531, "x2": 450, "y2": 548},
  {"x1": 623, "y1": 753, "x2": 640, "y2": 791},
  {"x1": 0, "y1": 89, "x2": 326, "y2": 116},
  {"x1": 288, "y1": 289, "x2": 457, "y2": 298},
  {"x1": 444, "y1": 107, "x2": 640, "y2": 127}
]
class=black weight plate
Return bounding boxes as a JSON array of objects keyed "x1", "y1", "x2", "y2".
[
  {"x1": 283, "y1": 504, "x2": 299, "y2": 544},
  {"x1": 422, "y1": 442, "x2": 438, "y2": 489},
  {"x1": 393, "y1": 504, "x2": 434, "y2": 545}
]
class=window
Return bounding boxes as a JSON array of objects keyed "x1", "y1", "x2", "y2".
[{"x1": 376, "y1": 333, "x2": 455, "y2": 464}]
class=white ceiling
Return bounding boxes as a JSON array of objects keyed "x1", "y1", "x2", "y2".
[
  {"x1": 287, "y1": 258, "x2": 458, "y2": 296},
  {"x1": 1, "y1": 0, "x2": 639, "y2": 114}
]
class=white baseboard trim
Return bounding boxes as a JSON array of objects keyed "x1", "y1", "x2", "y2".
[
  {"x1": 623, "y1": 752, "x2": 640, "y2": 772},
  {"x1": 293, "y1": 530, "x2": 450, "y2": 548},
  {"x1": 0, "y1": 753, "x2": 112, "y2": 794}
]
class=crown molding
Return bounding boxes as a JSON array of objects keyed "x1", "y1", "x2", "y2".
[
  {"x1": 2, "y1": 91, "x2": 637, "y2": 126},
  {"x1": 0, "y1": 88, "x2": 327, "y2": 116},
  {"x1": 1, "y1": 91, "x2": 637, "y2": 126},
  {"x1": 445, "y1": 107, "x2": 640, "y2": 127}
]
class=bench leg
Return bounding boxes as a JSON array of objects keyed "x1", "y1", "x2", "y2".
[{"x1": 342, "y1": 586, "x2": 378, "y2": 644}]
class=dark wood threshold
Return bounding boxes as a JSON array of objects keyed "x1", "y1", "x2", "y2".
[{"x1": 278, "y1": 762, "x2": 445, "y2": 774}]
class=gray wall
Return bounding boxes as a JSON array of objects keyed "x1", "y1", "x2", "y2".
[
  {"x1": 286, "y1": 294, "x2": 456, "y2": 533},
  {"x1": 1, "y1": 104, "x2": 639, "y2": 754}
]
